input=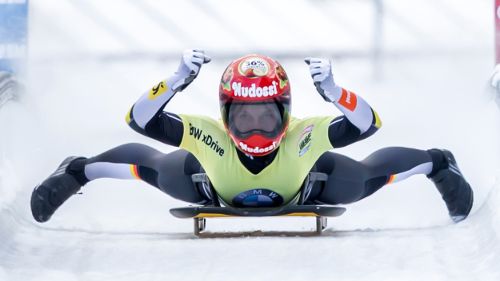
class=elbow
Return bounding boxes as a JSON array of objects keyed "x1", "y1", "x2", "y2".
[
  {"x1": 360, "y1": 109, "x2": 382, "y2": 139},
  {"x1": 361, "y1": 124, "x2": 379, "y2": 140},
  {"x1": 125, "y1": 106, "x2": 145, "y2": 134},
  {"x1": 125, "y1": 107, "x2": 133, "y2": 127},
  {"x1": 125, "y1": 107, "x2": 139, "y2": 131},
  {"x1": 372, "y1": 109, "x2": 382, "y2": 130}
]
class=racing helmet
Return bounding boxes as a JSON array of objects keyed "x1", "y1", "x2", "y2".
[{"x1": 219, "y1": 54, "x2": 291, "y2": 156}]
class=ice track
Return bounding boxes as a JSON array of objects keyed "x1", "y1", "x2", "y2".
[
  {"x1": 2, "y1": 0, "x2": 500, "y2": 271},
  {"x1": 1, "y1": 53, "x2": 499, "y2": 280}
]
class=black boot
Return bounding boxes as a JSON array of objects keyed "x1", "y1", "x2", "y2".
[
  {"x1": 31, "y1": 156, "x2": 88, "y2": 222},
  {"x1": 427, "y1": 149, "x2": 473, "y2": 223}
]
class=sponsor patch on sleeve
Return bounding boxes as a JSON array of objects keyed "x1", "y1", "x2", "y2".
[
  {"x1": 298, "y1": 125, "x2": 314, "y2": 157},
  {"x1": 337, "y1": 88, "x2": 357, "y2": 112},
  {"x1": 148, "y1": 81, "x2": 168, "y2": 100}
]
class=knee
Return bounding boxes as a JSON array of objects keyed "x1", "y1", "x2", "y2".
[{"x1": 115, "y1": 142, "x2": 150, "y2": 150}]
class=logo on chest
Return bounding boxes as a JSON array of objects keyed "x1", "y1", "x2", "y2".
[
  {"x1": 189, "y1": 123, "x2": 225, "y2": 157},
  {"x1": 232, "y1": 189, "x2": 284, "y2": 207},
  {"x1": 298, "y1": 125, "x2": 314, "y2": 157}
]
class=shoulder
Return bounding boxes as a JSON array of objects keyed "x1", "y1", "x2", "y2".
[
  {"x1": 288, "y1": 115, "x2": 336, "y2": 132},
  {"x1": 178, "y1": 114, "x2": 221, "y2": 126},
  {"x1": 178, "y1": 114, "x2": 231, "y2": 155},
  {"x1": 283, "y1": 115, "x2": 336, "y2": 153},
  {"x1": 178, "y1": 114, "x2": 225, "y2": 133}
]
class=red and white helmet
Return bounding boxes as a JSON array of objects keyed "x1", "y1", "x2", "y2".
[{"x1": 219, "y1": 54, "x2": 291, "y2": 156}]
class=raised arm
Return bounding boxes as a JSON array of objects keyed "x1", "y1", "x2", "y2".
[
  {"x1": 305, "y1": 58, "x2": 382, "y2": 148},
  {"x1": 126, "y1": 49, "x2": 211, "y2": 146}
]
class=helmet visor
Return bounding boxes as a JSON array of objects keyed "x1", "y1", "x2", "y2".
[{"x1": 228, "y1": 101, "x2": 283, "y2": 139}]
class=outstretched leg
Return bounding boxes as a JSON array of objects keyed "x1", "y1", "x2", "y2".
[
  {"x1": 31, "y1": 143, "x2": 207, "y2": 222},
  {"x1": 308, "y1": 147, "x2": 473, "y2": 222}
]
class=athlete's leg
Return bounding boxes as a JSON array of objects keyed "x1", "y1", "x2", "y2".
[
  {"x1": 308, "y1": 147, "x2": 473, "y2": 221},
  {"x1": 31, "y1": 143, "x2": 207, "y2": 222},
  {"x1": 308, "y1": 147, "x2": 432, "y2": 204},
  {"x1": 84, "y1": 143, "x2": 206, "y2": 203}
]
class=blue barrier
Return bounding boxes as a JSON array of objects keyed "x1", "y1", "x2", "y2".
[{"x1": 0, "y1": 0, "x2": 28, "y2": 74}]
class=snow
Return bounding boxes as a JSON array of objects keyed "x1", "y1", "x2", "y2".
[{"x1": 1, "y1": 0, "x2": 500, "y2": 280}]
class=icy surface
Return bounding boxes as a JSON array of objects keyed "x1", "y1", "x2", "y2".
[
  {"x1": 1, "y1": 0, "x2": 500, "y2": 280},
  {"x1": 0, "y1": 54, "x2": 498, "y2": 281}
]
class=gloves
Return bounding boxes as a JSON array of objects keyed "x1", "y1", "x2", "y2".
[
  {"x1": 305, "y1": 57, "x2": 342, "y2": 103},
  {"x1": 172, "y1": 49, "x2": 211, "y2": 92}
]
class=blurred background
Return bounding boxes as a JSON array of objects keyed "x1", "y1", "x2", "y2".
[{"x1": 1, "y1": 1, "x2": 499, "y2": 281}]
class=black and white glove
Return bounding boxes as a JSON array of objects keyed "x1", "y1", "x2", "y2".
[
  {"x1": 304, "y1": 57, "x2": 342, "y2": 103},
  {"x1": 172, "y1": 49, "x2": 211, "y2": 92}
]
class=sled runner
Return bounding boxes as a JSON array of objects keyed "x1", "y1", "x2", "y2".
[
  {"x1": 169, "y1": 172, "x2": 346, "y2": 236},
  {"x1": 170, "y1": 204, "x2": 346, "y2": 236}
]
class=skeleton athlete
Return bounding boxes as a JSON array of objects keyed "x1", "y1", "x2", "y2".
[{"x1": 30, "y1": 50, "x2": 473, "y2": 223}]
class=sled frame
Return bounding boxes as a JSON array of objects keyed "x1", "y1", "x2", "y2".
[{"x1": 177, "y1": 172, "x2": 341, "y2": 236}]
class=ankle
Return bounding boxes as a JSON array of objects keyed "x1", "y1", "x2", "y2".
[
  {"x1": 67, "y1": 157, "x2": 90, "y2": 186},
  {"x1": 426, "y1": 149, "x2": 448, "y2": 178}
]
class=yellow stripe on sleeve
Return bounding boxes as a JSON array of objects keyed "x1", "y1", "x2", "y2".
[
  {"x1": 373, "y1": 109, "x2": 382, "y2": 128},
  {"x1": 125, "y1": 108, "x2": 133, "y2": 124}
]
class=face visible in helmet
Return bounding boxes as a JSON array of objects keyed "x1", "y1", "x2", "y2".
[
  {"x1": 219, "y1": 54, "x2": 291, "y2": 156},
  {"x1": 228, "y1": 102, "x2": 283, "y2": 139}
]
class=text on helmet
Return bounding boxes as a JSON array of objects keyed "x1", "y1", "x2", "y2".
[{"x1": 232, "y1": 81, "x2": 278, "y2": 98}]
